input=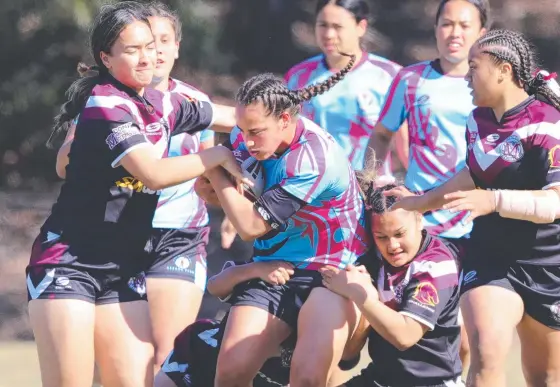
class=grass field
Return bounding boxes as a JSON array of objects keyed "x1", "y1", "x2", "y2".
[{"x1": 0, "y1": 337, "x2": 526, "y2": 387}]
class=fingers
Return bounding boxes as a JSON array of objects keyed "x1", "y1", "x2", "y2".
[
  {"x1": 443, "y1": 200, "x2": 473, "y2": 213},
  {"x1": 443, "y1": 191, "x2": 466, "y2": 201}
]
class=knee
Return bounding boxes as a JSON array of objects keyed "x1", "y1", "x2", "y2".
[
  {"x1": 290, "y1": 356, "x2": 329, "y2": 387},
  {"x1": 215, "y1": 351, "x2": 254, "y2": 387},
  {"x1": 468, "y1": 330, "x2": 508, "y2": 372}
]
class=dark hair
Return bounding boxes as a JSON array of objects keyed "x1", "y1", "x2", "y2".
[
  {"x1": 476, "y1": 29, "x2": 560, "y2": 110},
  {"x1": 435, "y1": 0, "x2": 490, "y2": 29},
  {"x1": 145, "y1": 1, "x2": 182, "y2": 42},
  {"x1": 356, "y1": 156, "x2": 399, "y2": 215},
  {"x1": 236, "y1": 53, "x2": 356, "y2": 117},
  {"x1": 315, "y1": 0, "x2": 370, "y2": 23},
  {"x1": 47, "y1": 1, "x2": 150, "y2": 148}
]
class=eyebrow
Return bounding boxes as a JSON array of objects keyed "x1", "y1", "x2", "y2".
[
  {"x1": 374, "y1": 226, "x2": 405, "y2": 236},
  {"x1": 124, "y1": 40, "x2": 155, "y2": 49}
]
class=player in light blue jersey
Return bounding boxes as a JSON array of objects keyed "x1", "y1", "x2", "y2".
[
  {"x1": 366, "y1": 0, "x2": 491, "y2": 372},
  {"x1": 197, "y1": 67, "x2": 370, "y2": 386},
  {"x1": 285, "y1": 0, "x2": 407, "y2": 177}
]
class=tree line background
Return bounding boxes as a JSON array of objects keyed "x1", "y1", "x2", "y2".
[{"x1": 0, "y1": 0, "x2": 559, "y2": 341}]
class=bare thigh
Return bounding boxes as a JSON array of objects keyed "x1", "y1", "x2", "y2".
[
  {"x1": 94, "y1": 301, "x2": 154, "y2": 387},
  {"x1": 517, "y1": 313, "x2": 560, "y2": 387},
  {"x1": 147, "y1": 278, "x2": 203, "y2": 368},
  {"x1": 290, "y1": 287, "x2": 359, "y2": 387},
  {"x1": 28, "y1": 299, "x2": 96, "y2": 387},
  {"x1": 460, "y1": 285, "x2": 524, "y2": 387},
  {"x1": 215, "y1": 305, "x2": 292, "y2": 387}
]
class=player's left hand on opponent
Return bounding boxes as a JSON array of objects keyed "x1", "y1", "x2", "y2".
[
  {"x1": 194, "y1": 175, "x2": 221, "y2": 207},
  {"x1": 442, "y1": 189, "x2": 496, "y2": 223},
  {"x1": 320, "y1": 264, "x2": 377, "y2": 304}
]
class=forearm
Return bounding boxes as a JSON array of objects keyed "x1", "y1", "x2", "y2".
[
  {"x1": 366, "y1": 128, "x2": 393, "y2": 163},
  {"x1": 354, "y1": 293, "x2": 419, "y2": 351},
  {"x1": 207, "y1": 264, "x2": 258, "y2": 299},
  {"x1": 56, "y1": 142, "x2": 71, "y2": 179},
  {"x1": 143, "y1": 147, "x2": 226, "y2": 190},
  {"x1": 207, "y1": 171, "x2": 269, "y2": 241},
  {"x1": 495, "y1": 188, "x2": 560, "y2": 223},
  {"x1": 421, "y1": 168, "x2": 475, "y2": 211}
]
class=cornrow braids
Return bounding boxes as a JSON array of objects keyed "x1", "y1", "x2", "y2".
[
  {"x1": 477, "y1": 29, "x2": 560, "y2": 110},
  {"x1": 236, "y1": 53, "x2": 356, "y2": 117}
]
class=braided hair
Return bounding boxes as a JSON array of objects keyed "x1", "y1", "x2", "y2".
[
  {"x1": 236, "y1": 53, "x2": 356, "y2": 117},
  {"x1": 356, "y1": 155, "x2": 400, "y2": 215},
  {"x1": 476, "y1": 29, "x2": 560, "y2": 110}
]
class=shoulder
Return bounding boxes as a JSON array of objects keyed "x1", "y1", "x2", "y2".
[
  {"x1": 170, "y1": 78, "x2": 211, "y2": 102},
  {"x1": 364, "y1": 53, "x2": 402, "y2": 78},
  {"x1": 393, "y1": 60, "x2": 433, "y2": 83},
  {"x1": 410, "y1": 235, "x2": 459, "y2": 280},
  {"x1": 83, "y1": 83, "x2": 140, "y2": 121},
  {"x1": 285, "y1": 55, "x2": 323, "y2": 81}
]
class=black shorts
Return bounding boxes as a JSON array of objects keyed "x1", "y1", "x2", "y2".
[
  {"x1": 144, "y1": 227, "x2": 209, "y2": 290},
  {"x1": 344, "y1": 364, "x2": 463, "y2": 387},
  {"x1": 26, "y1": 231, "x2": 148, "y2": 304},
  {"x1": 229, "y1": 269, "x2": 324, "y2": 329},
  {"x1": 461, "y1": 259, "x2": 560, "y2": 330}
]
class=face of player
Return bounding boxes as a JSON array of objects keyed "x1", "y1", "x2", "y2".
[
  {"x1": 371, "y1": 209, "x2": 424, "y2": 267},
  {"x1": 435, "y1": 0, "x2": 485, "y2": 66},
  {"x1": 315, "y1": 3, "x2": 366, "y2": 61},
  {"x1": 236, "y1": 102, "x2": 293, "y2": 161},
  {"x1": 149, "y1": 16, "x2": 180, "y2": 82},
  {"x1": 100, "y1": 20, "x2": 156, "y2": 92},
  {"x1": 466, "y1": 44, "x2": 509, "y2": 108}
]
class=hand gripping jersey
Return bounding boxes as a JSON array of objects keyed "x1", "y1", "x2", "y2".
[
  {"x1": 379, "y1": 60, "x2": 475, "y2": 239},
  {"x1": 466, "y1": 97, "x2": 560, "y2": 264},
  {"x1": 36, "y1": 74, "x2": 214, "y2": 268},
  {"x1": 285, "y1": 53, "x2": 402, "y2": 173},
  {"x1": 228, "y1": 117, "x2": 369, "y2": 269},
  {"x1": 361, "y1": 232, "x2": 462, "y2": 385},
  {"x1": 151, "y1": 79, "x2": 214, "y2": 229}
]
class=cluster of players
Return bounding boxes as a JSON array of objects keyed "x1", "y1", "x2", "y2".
[{"x1": 24, "y1": 0, "x2": 560, "y2": 386}]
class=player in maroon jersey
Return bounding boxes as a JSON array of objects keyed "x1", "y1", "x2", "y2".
[
  {"x1": 388, "y1": 29, "x2": 560, "y2": 386},
  {"x1": 321, "y1": 168, "x2": 463, "y2": 387}
]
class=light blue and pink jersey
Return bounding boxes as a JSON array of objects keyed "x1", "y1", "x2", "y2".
[
  {"x1": 285, "y1": 52, "x2": 402, "y2": 173},
  {"x1": 379, "y1": 60, "x2": 475, "y2": 238},
  {"x1": 151, "y1": 78, "x2": 214, "y2": 229},
  {"x1": 229, "y1": 117, "x2": 369, "y2": 269}
]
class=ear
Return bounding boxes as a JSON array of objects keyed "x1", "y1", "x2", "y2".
[
  {"x1": 174, "y1": 41, "x2": 180, "y2": 59},
  {"x1": 100, "y1": 51, "x2": 111, "y2": 70},
  {"x1": 280, "y1": 112, "x2": 291, "y2": 129},
  {"x1": 415, "y1": 212, "x2": 423, "y2": 231},
  {"x1": 357, "y1": 19, "x2": 368, "y2": 39},
  {"x1": 478, "y1": 27, "x2": 487, "y2": 39},
  {"x1": 500, "y1": 61, "x2": 513, "y2": 80}
]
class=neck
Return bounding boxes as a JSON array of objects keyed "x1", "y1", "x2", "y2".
[
  {"x1": 151, "y1": 76, "x2": 169, "y2": 92},
  {"x1": 492, "y1": 87, "x2": 530, "y2": 122},
  {"x1": 325, "y1": 50, "x2": 362, "y2": 71},
  {"x1": 439, "y1": 57, "x2": 469, "y2": 77},
  {"x1": 275, "y1": 121, "x2": 298, "y2": 155}
]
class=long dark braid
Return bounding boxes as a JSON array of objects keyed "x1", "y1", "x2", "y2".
[
  {"x1": 476, "y1": 29, "x2": 560, "y2": 110},
  {"x1": 236, "y1": 53, "x2": 356, "y2": 116}
]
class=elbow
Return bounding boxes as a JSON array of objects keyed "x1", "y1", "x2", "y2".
[
  {"x1": 238, "y1": 230, "x2": 256, "y2": 242},
  {"x1": 394, "y1": 336, "x2": 419, "y2": 351},
  {"x1": 56, "y1": 165, "x2": 66, "y2": 179}
]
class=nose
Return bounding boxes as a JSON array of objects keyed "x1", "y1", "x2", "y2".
[
  {"x1": 246, "y1": 140, "x2": 255, "y2": 147},
  {"x1": 450, "y1": 24, "x2": 461, "y2": 38},
  {"x1": 388, "y1": 237, "x2": 400, "y2": 251}
]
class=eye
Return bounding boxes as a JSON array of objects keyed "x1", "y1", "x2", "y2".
[{"x1": 375, "y1": 235, "x2": 388, "y2": 240}]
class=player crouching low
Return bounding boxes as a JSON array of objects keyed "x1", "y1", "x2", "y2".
[
  {"x1": 321, "y1": 171, "x2": 464, "y2": 387},
  {"x1": 155, "y1": 258, "x2": 366, "y2": 387}
]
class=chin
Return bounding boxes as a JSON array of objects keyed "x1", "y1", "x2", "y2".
[{"x1": 443, "y1": 53, "x2": 466, "y2": 65}]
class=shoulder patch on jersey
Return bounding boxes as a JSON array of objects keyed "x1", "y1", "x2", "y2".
[{"x1": 105, "y1": 122, "x2": 139, "y2": 150}]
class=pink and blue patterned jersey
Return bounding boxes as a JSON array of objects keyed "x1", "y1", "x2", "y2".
[
  {"x1": 229, "y1": 117, "x2": 370, "y2": 269},
  {"x1": 151, "y1": 78, "x2": 214, "y2": 229},
  {"x1": 285, "y1": 53, "x2": 401, "y2": 172},
  {"x1": 379, "y1": 60, "x2": 475, "y2": 239}
]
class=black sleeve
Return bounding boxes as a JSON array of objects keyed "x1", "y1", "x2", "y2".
[
  {"x1": 254, "y1": 184, "x2": 307, "y2": 231},
  {"x1": 170, "y1": 93, "x2": 215, "y2": 136}
]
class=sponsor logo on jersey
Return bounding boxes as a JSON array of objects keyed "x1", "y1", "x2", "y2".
[
  {"x1": 105, "y1": 122, "x2": 138, "y2": 150},
  {"x1": 115, "y1": 177, "x2": 161, "y2": 195},
  {"x1": 550, "y1": 300, "x2": 560, "y2": 323},
  {"x1": 412, "y1": 281, "x2": 439, "y2": 307},
  {"x1": 485, "y1": 133, "x2": 500, "y2": 143}
]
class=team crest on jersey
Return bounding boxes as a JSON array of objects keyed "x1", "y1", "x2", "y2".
[
  {"x1": 412, "y1": 281, "x2": 439, "y2": 307},
  {"x1": 128, "y1": 272, "x2": 146, "y2": 296},
  {"x1": 548, "y1": 145, "x2": 560, "y2": 169},
  {"x1": 498, "y1": 135, "x2": 524, "y2": 162}
]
